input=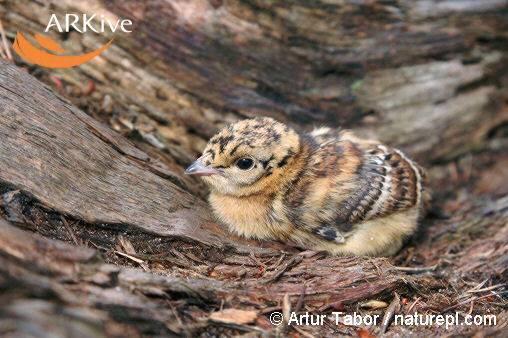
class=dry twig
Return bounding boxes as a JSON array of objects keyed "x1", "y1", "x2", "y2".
[
  {"x1": 60, "y1": 215, "x2": 79, "y2": 245},
  {"x1": 0, "y1": 19, "x2": 12, "y2": 61},
  {"x1": 380, "y1": 292, "x2": 401, "y2": 334},
  {"x1": 394, "y1": 264, "x2": 438, "y2": 273},
  {"x1": 263, "y1": 255, "x2": 303, "y2": 284}
]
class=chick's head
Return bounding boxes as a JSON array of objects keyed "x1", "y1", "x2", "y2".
[{"x1": 186, "y1": 117, "x2": 300, "y2": 196}]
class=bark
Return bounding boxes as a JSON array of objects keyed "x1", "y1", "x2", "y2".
[
  {"x1": 0, "y1": 61, "x2": 233, "y2": 249},
  {"x1": 1, "y1": 0, "x2": 506, "y2": 164},
  {"x1": 0, "y1": 0, "x2": 507, "y2": 337},
  {"x1": 0, "y1": 60, "x2": 507, "y2": 337}
]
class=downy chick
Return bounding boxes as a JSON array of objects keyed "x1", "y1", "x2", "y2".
[{"x1": 186, "y1": 117, "x2": 428, "y2": 256}]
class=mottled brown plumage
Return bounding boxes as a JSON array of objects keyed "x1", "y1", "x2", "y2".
[{"x1": 186, "y1": 117, "x2": 428, "y2": 256}]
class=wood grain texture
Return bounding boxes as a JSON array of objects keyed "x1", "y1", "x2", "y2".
[
  {"x1": 0, "y1": 217, "x2": 224, "y2": 337},
  {"x1": 0, "y1": 61, "x2": 227, "y2": 247},
  {"x1": 0, "y1": 1, "x2": 507, "y2": 336},
  {"x1": 1, "y1": 193, "x2": 506, "y2": 336},
  {"x1": 1, "y1": 0, "x2": 506, "y2": 163}
]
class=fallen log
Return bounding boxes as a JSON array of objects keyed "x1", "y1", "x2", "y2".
[
  {"x1": 0, "y1": 60, "x2": 238, "y2": 249},
  {"x1": 1, "y1": 0, "x2": 507, "y2": 164},
  {"x1": 0, "y1": 62, "x2": 506, "y2": 336}
]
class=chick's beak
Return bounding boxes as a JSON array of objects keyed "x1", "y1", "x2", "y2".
[{"x1": 185, "y1": 160, "x2": 220, "y2": 176}]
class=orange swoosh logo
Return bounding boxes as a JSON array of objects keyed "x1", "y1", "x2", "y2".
[
  {"x1": 13, "y1": 32, "x2": 113, "y2": 68},
  {"x1": 34, "y1": 33, "x2": 65, "y2": 53}
]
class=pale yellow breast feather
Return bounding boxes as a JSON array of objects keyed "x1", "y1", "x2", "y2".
[{"x1": 208, "y1": 193, "x2": 292, "y2": 240}]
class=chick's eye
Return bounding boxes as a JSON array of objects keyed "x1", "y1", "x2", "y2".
[{"x1": 236, "y1": 157, "x2": 254, "y2": 170}]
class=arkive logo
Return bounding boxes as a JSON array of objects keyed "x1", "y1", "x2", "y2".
[{"x1": 13, "y1": 14, "x2": 132, "y2": 69}]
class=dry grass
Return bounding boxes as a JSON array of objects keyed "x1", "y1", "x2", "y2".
[{"x1": 0, "y1": 19, "x2": 12, "y2": 61}]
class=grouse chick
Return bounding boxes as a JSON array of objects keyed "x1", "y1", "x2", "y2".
[{"x1": 186, "y1": 117, "x2": 428, "y2": 256}]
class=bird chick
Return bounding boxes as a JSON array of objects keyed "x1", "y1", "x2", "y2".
[{"x1": 186, "y1": 117, "x2": 428, "y2": 256}]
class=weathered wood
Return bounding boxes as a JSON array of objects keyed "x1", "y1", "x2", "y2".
[
  {"x1": 0, "y1": 1, "x2": 507, "y2": 336},
  {"x1": 1, "y1": 182, "x2": 506, "y2": 336},
  {"x1": 0, "y1": 61, "x2": 239, "y2": 250},
  {"x1": 0, "y1": 63, "x2": 415, "y2": 309},
  {"x1": 0, "y1": 218, "x2": 221, "y2": 337},
  {"x1": 1, "y1": 0, "x2": 506, "y2": 164},
  {"x1": 0, "y1": 62, "x2": 506, "y2": 336}
]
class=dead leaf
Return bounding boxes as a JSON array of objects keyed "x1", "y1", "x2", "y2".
[
  {"x1": 117, "y1": 235, "x2": 136, "y2": 255},
  {"x1": 360, "y1": 300, "x2": 388, "y2": 310},
  {"x1": 209, "y1": 308, "x2": 258, "y2": 325}
]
